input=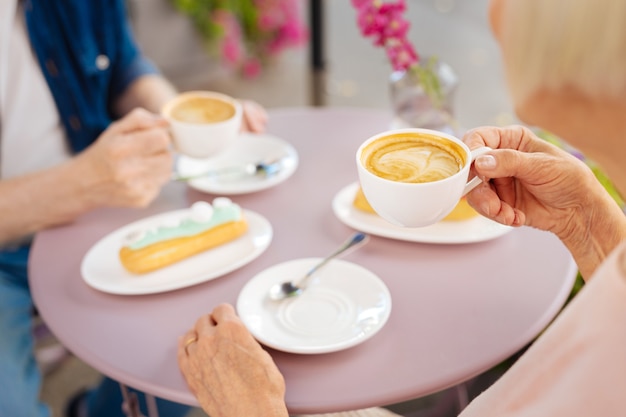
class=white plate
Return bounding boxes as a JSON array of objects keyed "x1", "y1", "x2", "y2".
[
  {"x1": 81, "y1": 209, "x2": 272, "y2": 295},
  {"x1": 176, "y1": 132, "x2": 298, "y2": 195},
  {"x1": 332, "y1": 183, "x2": 513, "y2": 244},
  {"x1": 237, "y1": 258, "x2": 392, "y2": 354}
]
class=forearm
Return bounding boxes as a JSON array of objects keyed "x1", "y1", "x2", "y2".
[
  {"x1": 0, "y1": 158, "x2": 100, "y2": 244},
  {"x1": 560, "y1": 187, "x2": 626, "y2": 280},
  {"x1": 113, "y1": 74, "x2": 178, "y2": 116}
]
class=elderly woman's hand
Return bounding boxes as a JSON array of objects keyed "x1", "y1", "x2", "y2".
[
  {"x1": 464, "y1": 125, "x2": 626, "y2": 278},
  {"x1": 178, "y1": 303, "x2": 289, "y2": 417},
  {"x1": 463, "y1": 125, "x2": 596, "y2": 234}
]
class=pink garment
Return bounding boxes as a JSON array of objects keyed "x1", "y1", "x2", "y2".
[{"x1": 460, "y1": 241, "x2": 626, "y2": 416}]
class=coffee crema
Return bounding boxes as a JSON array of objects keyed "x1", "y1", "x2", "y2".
[
  {"x1": 170, "y1": 97, "x2": 236, "y2": 124},
  {"x1": 361, "y1": 132, "x2": 466, "y2": 183}
]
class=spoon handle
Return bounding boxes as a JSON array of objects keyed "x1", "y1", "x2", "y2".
[
  {"x1": 297, "y1": 232, "x2": 369, "y2": 289},
  {"x1": 171, "y1": 158, "x2": 284, "y2": 182}
]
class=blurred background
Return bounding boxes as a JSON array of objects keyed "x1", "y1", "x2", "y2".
[
  {"x1": 40, "y1": 1, "x2": 517, "y2": 416},
  {"x1": 130, "y1": 0, "x2": 515, "y2": 126}
]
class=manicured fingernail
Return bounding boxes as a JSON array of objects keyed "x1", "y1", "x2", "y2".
[{"x1": 476, "y1": 155, "x2": 496, "y2": 169}]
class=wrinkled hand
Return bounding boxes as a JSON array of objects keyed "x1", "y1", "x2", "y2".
[
  {"x1": 241, "y1": 100, "x2": 268, "y2": 133},
  {"x1": 463, "y1": 125, "x2": 603, "y2": 239},
  {"x1": 76, "y1": 108, "x2": 173, "y2": 208},
  {"x1": 178, "y1": 304, "x2": 288, "y2": 417}
]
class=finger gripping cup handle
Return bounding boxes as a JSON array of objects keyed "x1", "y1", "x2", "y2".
[{"x1": 463, "y1": 146, "x2": 492, "y2": 196}]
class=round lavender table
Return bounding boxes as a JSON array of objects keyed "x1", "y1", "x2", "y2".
[{"x1": 29, "y1": 108, "x2": 577, "y2": 414}]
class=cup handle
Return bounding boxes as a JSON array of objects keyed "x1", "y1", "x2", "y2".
[{"x1": 462, "y1": 146, "x2": 492, "y2": 196}]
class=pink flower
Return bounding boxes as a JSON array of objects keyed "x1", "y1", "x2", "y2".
[
  {"x1": 382, "y1": 11, "x2": 410, "y2": 39},
  {"x1": 258, "y1": 13, "x2": 279, "y2": 31},
  {"x1": 242, "y1": 58, "x2": 262, "y2": 78},
  {"x1": 351, "y1": 0, "x2": 372, "y2": 8},
  {"x1": 177, "y1": 0, "x2": 308, "y2": 76},
  {"x1": 222, "y1": 37, "x2": 242, "y2": 66},
  {"x1": 213, "y1": 10, "x2": 244, "y2": 66},
  {"x1": 379, "y1": 0, "x2": 406, "y2": 14},
  {"x1": 356, "y1": 3, "x2": 388, "y2": 38},
  {"x1": 352, "y1": 0, "x2": 420, "y2": 69},
  {"x1": 386, "y1": 38, "x2": 418, "y2": 71}
]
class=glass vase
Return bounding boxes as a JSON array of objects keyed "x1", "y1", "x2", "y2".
[{"x1": 389, "y1": 57, "x2": 459, "y2": 134}]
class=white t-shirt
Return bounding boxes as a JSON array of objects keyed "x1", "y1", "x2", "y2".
[{"x1": 0, "y1": 0, "x2": 71, "y2": 180}]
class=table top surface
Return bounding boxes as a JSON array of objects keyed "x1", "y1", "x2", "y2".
[{"x1": 30, "y1": 107, "x2": 577, "y2": 414}]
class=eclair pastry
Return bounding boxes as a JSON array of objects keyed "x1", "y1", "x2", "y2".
[{"x1": 119, "y1": 198, "x2": 248, "y2": 274}]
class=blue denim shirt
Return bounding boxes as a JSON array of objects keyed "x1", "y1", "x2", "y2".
[
  {"x1": 23, "y1": 0, "x2": 159, "y2": 153},
  {"x1": 1, "y1": 0, "x2": 159, "y2": 257}
]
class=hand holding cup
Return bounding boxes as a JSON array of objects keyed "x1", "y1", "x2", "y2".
[
  {"x1": 162, "y1": 91, "x2": 243, "y2": 159},
  {"x1": 356, "y1": 128, "x2": 491, "y2": 227}
]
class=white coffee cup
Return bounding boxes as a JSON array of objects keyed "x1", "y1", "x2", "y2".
[
  {"x1": 356, "y1": 128, "x2": 491, "y2": 228},
  {"x1": 162, "y1": 91, "x2": 243, "y2": 159}
]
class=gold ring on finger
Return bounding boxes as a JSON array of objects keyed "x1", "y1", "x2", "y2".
[{"x1": 184, "y1": 336, "x2": 198, "y2": 354}]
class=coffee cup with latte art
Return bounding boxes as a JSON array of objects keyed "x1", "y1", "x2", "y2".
[
  {"x1": 162, "y1": 91, "x2": 242, "y2": 159},
  {"x1": 356, "y1": 128, "x2": 491, "y2": 227}
]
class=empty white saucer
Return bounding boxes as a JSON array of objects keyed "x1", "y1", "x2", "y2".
[{"x1": 237, "y1": 258, "x2": 392, "y2": 354}]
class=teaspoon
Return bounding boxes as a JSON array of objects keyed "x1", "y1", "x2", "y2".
[
  {"x1": 268, "y1": 232, "x2": 369, "y2": 301},
  {"x1": 172, "y1": 158, "x2": 283, "y2": 182}
]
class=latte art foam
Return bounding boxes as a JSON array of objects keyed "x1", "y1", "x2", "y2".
[
  {"x1": 171, "y1": 97, "x2": 236, "y2": 124},
  {"x1": 362, "y1": 133, "x2": 466, "y2": 183}
]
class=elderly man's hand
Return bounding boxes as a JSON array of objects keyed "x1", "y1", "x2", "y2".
[
  {"x1": 241, "y1": 99, "x2": 269, "y2": 133},
  {"x1": 178, "y1": 304, "x2": 289, "y2": 417},
  {"x1": 75, "y1": 108, "x2": 173, "y2": 208}
]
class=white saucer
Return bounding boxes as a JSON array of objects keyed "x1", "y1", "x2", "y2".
[
  {"x1": 81, "y1": 209, "x2": 272, "y2": 295},
  {"x1": 332, "y1": 182, "x2": 513, "y2": 244},
  {"x1": 237, "y1": 258, "x2": 392, "y2": 354},
  {"x1": 176, "y1": 132, "x2": 298, "y2": 195}
]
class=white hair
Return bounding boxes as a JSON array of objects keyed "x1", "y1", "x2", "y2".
[{"x1": 500, "y1": 0, "x2": 626, "y2": 103}]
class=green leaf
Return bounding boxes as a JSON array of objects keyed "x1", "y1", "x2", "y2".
[{"x1": 410, "y1": 57, "x2": 444, "y2": 108}]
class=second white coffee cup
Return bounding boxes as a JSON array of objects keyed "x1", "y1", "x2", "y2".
[{"x1": 162, "y1": 91, "x2": 243, "y2": 159}]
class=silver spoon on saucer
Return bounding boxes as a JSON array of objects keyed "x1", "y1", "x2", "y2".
[
  {"x1": 268, "y1": 232, "x2": 369, "y2": 301},
  {"x1": 171, "y1": 158, "x2": 283, "y2": 182}
]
